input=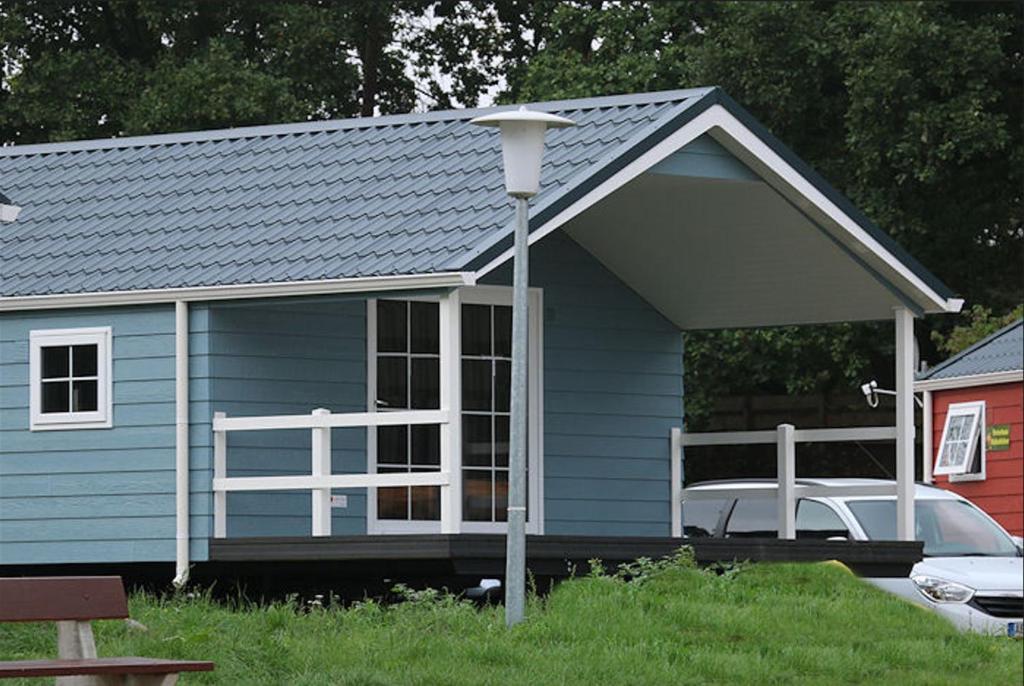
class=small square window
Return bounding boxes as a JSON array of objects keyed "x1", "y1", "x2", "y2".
[
  {"x1": 934, "y1": 402, "x2": 985, "y2": 477},
  {"x1": 30, "y1": 328, "x2": 111, "y2": 431}
]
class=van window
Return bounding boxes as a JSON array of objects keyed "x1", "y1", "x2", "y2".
[
  {"x1": 724, "y1": 498, "x2": 777, "y2": 538},
  {"x1": 795, "y1": 500, "x2": 849, "y2": 539},
  {"x1": 682, "y1": 499, "x2": 729, "y2": 537}
]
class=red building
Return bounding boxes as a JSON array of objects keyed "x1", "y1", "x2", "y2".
[{"x1": 917, "y1": 320, "x2": 1023, "y2": 536}]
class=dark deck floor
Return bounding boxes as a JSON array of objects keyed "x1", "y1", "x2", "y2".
[
  {"x1": 0, "y1": 535, "x2": 922, "y2": 599},
  {"x1": 209, "y1": 534, "x2": 921, "y2": 578}
]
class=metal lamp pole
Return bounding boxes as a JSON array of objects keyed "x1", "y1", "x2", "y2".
[{"x1": 471, "y1": 107, "x2": 574, "y2": 627}]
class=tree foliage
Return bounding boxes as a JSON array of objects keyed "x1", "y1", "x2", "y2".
[
  {"x1": 1, "y1": 1, "x2": 1020, "y2": 427},
  {"x1": 0, "y1": 0, "x2": 420, "y2": 142},
  {"x1": 496, "y1": 1, "x2": 1023, "y2": 426}
]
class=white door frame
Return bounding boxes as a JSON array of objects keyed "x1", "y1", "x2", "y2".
[{"x1": 366, "y1": 286, "x2": 544, "y2": 535}]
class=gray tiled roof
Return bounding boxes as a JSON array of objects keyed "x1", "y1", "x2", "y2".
[
  {"x1": 920, "y1": 320, "x2": 1023, "y2": 380},
  {"x1": 0, "y1": 89, "x2": 711, "y2": 297}
]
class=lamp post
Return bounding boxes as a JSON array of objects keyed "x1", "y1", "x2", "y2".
[{"x1": 471, "y1": 107, "x2": 574, "y2": 627}]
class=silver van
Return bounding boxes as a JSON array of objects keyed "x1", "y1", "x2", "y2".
[{"x1": 682, "y1": 478, "x2": 1023, "y2": 635}]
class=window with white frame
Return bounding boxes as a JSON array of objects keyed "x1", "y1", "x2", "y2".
[
  {"x1": 29, "y1": 327, "x2": 112, "y2": 430},
  {"x1": 368, "y1": 288, "x2": 542, "y2": 532},
  {"x1": 461, "y1": 301, "x2": 514, "y2": 523},
  {"x1": 934, "y1": 401, "x2": 985, "y2": 478},
  {"x1": 373, "y1": 300, "x2": 442, "y2": 521}
]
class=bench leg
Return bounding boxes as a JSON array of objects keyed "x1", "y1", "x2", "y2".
[
  {"x1": 56, "y1": 620, "x2": 101, "y2": 686},
  {"x1": 124, "y1": 675, "x2": 179, "y2": 686}
]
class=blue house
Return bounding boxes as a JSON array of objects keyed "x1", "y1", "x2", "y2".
[{"x1": 0, "y1": 88, "x2": 962, "y2": 584}]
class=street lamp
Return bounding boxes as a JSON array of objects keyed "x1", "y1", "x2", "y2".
[{"x1": 471, "y1": 106, "x2": 574, "y2": 627}]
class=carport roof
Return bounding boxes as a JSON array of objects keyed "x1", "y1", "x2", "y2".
[{"x1": 0, "y1": 87, "x2": 960, "y2": 321}]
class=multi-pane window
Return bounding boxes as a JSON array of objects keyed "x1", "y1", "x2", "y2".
[
  {"x1": 29, "y1": 327, "x2": 111, "y2": 430},
  {"x1": 461, "y1": 303, "x2": 516, "y2": 522},
  {"x1": 934, "y1": 401, "x2": 985, "y2": 477},
  {"x1": 375, "y1": 300, "x2": 442, "y2": 520},
  {"x1": 369, "y1": 290, "x2": 539, "y2": 531}
]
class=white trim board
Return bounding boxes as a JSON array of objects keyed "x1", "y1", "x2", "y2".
[
  {"x1": 473, "y1": 104, "x2": 962, "y2": 317},
  {"x1": 0, "y1": 272, "x2": 476, "y2": 311},
  {"x1": 914, "y1": 370, "x2": 1023, "y2": 392}
]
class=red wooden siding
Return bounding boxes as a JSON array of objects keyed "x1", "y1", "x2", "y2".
[{"x1": 930, "y1": 382, "x2": 1023, "y2": 536}]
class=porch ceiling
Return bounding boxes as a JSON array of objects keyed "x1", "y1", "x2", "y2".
[{"x1": 562, "y1": 172, "x2": 913, "y2": 330}]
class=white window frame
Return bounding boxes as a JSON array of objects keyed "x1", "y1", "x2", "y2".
[
  {"x1": 933, "y1": 401, "x2": 985, "y2": 479},
  {"x1": 29, "y1": 327, "x2": 112, "y2": 431},
  {"x1": 366, "y1": 286, "x2": 543, "y2": 535}
]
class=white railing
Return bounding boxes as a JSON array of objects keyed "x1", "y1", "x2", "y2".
[
  {"x1": 212, "y1": 408, "x2": 450, "y2": 538},
  {"x1": 670, "y1": 424, "x2": 899, "y2": 539}
]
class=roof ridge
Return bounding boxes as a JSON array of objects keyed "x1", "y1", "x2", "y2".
[
  {"x1": 919, "y1": 318, "x2": 1023, "y2": 379},
  {"x1": 0, "y1": 87, "x2": 714, "y2": 158}
]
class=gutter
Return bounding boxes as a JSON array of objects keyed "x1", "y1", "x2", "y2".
[
  {"x1": 914, "y1": 369, "x2": 1023, "y2": 392},
  {"x1": 173, "y1": 301, "x2": 190, "y2": 587},
  {"x1": 0, "y1": 272, "x2": 477, "y2": 312}
]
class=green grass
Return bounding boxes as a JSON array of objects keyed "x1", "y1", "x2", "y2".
[{"x1": 1, "y1": 557, "x2": 1021, "y2": 685}]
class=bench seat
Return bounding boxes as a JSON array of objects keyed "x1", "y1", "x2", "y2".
[{"x1": 0, "y1": 657, "x2": 214, "y2": 679}]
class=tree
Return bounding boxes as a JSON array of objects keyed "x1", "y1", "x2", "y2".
[
  {"x1": 0, "y1": 0, "x2": 418, "y2": 143},
  {"x1": 502, "y1": 1, "x2": 1023, "y2": 427},
  {"x1": 2, "y1": 1, "x2": 1019, "y2": 428}
]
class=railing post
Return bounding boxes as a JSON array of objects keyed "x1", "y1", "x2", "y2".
[
  {"x1": 311, "y1": 408, "x2": 332, "y2": 537},
  {"x1": 213, "y1": 411, "x2": 227, "y2": 538},
  {"x1": 776, "y1": 423, "x2": 796, "y2": 539},
  {"x1": 670, "y1": 427, "x2": 683, "y2": 537}
]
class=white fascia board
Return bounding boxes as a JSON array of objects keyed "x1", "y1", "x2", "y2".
[
  {"x1": 0, "y1": 204, "x2": 21, "y2": 222},
  {"x1": 0, "y1": 271, "x2": 477, "y2": 311},
  {"x1": 474, "y1": 104, "x2": 955, "y2": 315},
  {"x1": 914, "y1": 369, "x2": 1023, "y2": 392}
]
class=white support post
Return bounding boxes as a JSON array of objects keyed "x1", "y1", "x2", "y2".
[
  {"x1": 895, "y1": 308, "x2": 916, "y2": 541},
  {"x1": 776, "y1": 423, "x2": 796, "y2": 539},
  {"x1": 439, "y1": 289, "x2": 462, "y2": 534},
  {"x1": 213, "y1": 411, "x2": 227, "y2": 538},
  {"x1": 173, "y1": 300, "x2": 190, "y2": 588},
  {"x1": 311, "y1": 408, "x2": 332, "y2": 537},
  {"x1": 670, "y1": 427, "x2": 683, "y2": 537},
  {"x1": 922, "y1": 390, "x2": 933, "y2": 484}
]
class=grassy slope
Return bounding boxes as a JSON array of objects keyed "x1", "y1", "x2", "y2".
[{"x1": 0, "y1": 561, "x2": 1020, "y2": 685}]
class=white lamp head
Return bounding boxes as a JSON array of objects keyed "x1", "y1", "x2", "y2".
[{"x1": 470, "y1": 106, "x2": 575, "y2": 198}]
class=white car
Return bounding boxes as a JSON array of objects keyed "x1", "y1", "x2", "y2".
[{"x1": 682, "y1": 478, "x2": 1023, "y2": 635}]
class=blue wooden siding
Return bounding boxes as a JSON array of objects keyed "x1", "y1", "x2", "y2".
[
  {"x1": 648, "y1": 133, "x2": 759, "y2": 182},
  {"x1": 484, "y1": 231, "x2": 684, "y2": 536},
  {"x1": 202, "y1": 298, "x2": 368, "y2": 538},
  {"x1": 0, "y1": 305, "x2": 200, "y2": 564},
  {"x1": 1, "y1": 233, "x2": 682, "y2": 561}
]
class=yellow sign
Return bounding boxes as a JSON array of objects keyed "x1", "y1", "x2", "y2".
[{"x1": 986, "y1": 424, "x2": 1011, "y2": 451}]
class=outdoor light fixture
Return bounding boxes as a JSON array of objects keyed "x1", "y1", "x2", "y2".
[
  {"x1": 0, "y1": 191, "x2": 21, "y2": 222},
  {"x1": 471, "y1": 106, "x2": 574, "y2": 628},
  {"x1": 471, "y1": 107, "x2": 574, "y2": 197},
  {"x1": 861, "y1": 380, "x2": 923, "y2": 409}
]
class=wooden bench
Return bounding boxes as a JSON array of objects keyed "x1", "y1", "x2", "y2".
[{"x1": 0, "y1": 576, "x2": 214, "y2": 685}]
